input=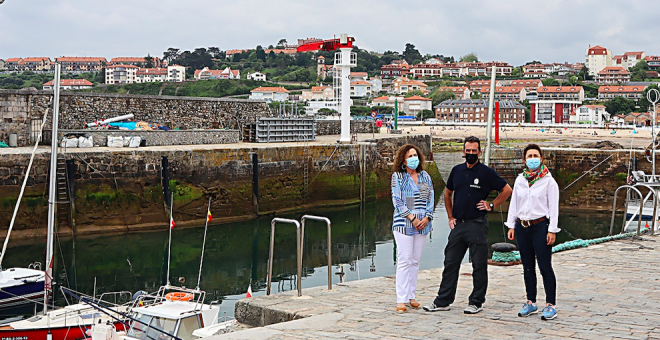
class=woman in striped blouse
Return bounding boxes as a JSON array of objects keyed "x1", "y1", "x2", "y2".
[{"x1": 391, "y1": 144, "x2": 435, "y2": 313}]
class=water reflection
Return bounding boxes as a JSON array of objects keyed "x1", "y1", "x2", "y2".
[{"x1": 2, "y1": 199, "x2": 614, "y2": 317}]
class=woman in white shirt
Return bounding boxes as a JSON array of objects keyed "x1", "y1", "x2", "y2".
[{"x1": 506, "y1": 144, "x2": 559, "y2": 321}]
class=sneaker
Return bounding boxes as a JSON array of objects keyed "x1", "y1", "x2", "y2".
[
  {"x1": 541, "y1": 305, "x2": 557, "y2": 320},
  {"x1": 463, "y1": 304, "x2": 483, "y2": 314},
  {"x1": 423, "y1": 302, "x2": 451, "y2": 312},
  {"x1": 518, "y1": 302, "x2": 538, "y2": 317}
]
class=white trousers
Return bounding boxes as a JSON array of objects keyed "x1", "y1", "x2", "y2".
[{"x1": 393, "y1": 231, "x2": 427, "y2": 303}]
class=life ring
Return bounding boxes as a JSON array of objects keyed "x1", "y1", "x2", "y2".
[{"x1": 165, "y1": 292, "x2": 194, "y2": 301}]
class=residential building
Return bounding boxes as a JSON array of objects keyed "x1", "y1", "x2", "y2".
[
  {"x1": 530, "y1": 86, "x2": 584, "y2": 124},
  {"x1": 411, "y1": 63, "x2": 443, "y2": 78},
  {"x1": 425, "y1": 58, "x2": 444, "y2": 64},
  {"x1": 42, "y1": 79, "x2": 94, "y2": 90},
  {"x1": 468, "y1": 80, "x2": 502, "y2": 88},
  {"x1": 381, "y1": 60, "x2": 411, "y2": 78},
  {"x1": 225, "y1": 49, "x2": 249, "y2": 59},
  {"x1": 57, "y1": 57, "x2": 107, "y2": 73},
  {"x1": 247, "y1": 72, "x2": 267, "y2": 81},
  {"x1": 297, "y1": 37, "x2": 323, "y2": 46},
  {"x1": 403, "y1": 96, "x2": 432, "y2": 117},
  {"x1": 136, "y1": 68, "x2": 168, "y2": 83},
  {"x1": 249, "y1": 86, "x2": 289, "y2": 102},
  {"x1": 570, "y1": 105, "x2": 608, "y2": 124},
  {"x1": 4, "y1": 58, "x2": 22, "y2": 71},
  {"x1": 598, "y1": 85, "x2": 646, "y2": 101},
  {"x1": 19, "y1": 57, "x2": 52, "y2": 72},
  {"x1": 194, "y1": 67, "x2": 240, "y2": 80},
  {"x1": 301, "y1": 86, "x2": 334, "y2": 101},
  {"x1": 368, "y1": 77, "x2": 383, "y2": 93},
  {"x1": 480, "y1": 86, "x2": 527, "y2": 102},
  {"x1": 435, "y1": 87, "x2": 471, "y2": 100},
  {"x1": 392, "y1": 77, "x2": 428, "y2": 95},
  {"x1": 350, "y1": 72, "x2": 368, "y2": 80},
  {"x1": 0, "y1": 59, "x2": 4, "y2": 71},
  {"x1": 350, "y1": 80, "x2": 372, "y2": 97},
  {"x1": 585, "y1": 45, "x2": 612, "y2": 76},
  {"x1": 370, "y1": 95, "x2": 404, "y2": 108},
  {"x1": 645, "y1": 56, "x2": 660, "y2": 71},
  {"x1": 611, "y1": 114, "x2": 626, "y2": 125},
  {"x1": 105, "y1": 64, "x2": 138, "y2": 84},
  {"x1": 109, "y1": 57, "x2": 164, "y2": 67},
  {"x1": 624, "y1": 112, "x2": 651, "y2": 126},
  {"x1": 434, "y1": 99, "x2": 525, "y2": 123},
  {"x1": 510, "y1": 79, "x2": 543, "y2": 92},
  {"x1": 622, "y1": 52, "x2": 646, "y2": 69},
  {"x1": 596, "y1": 66, "x2": 631, "y2": 84},
  {"x1": 263, "y1": 48, "x2": 298, "y2": 56},
  {"x1": 167, "y1": 65, "x2": 185, "y2": 82}
]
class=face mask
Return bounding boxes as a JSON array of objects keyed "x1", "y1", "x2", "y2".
[
  {"x1": 526, "y1": 158, "x2": 541, "y2": 170},
  {"x1": 406, "y1": 156, "x2": 419, "y2": 170},
  {"x1": 465, "y1": 153, "x2": 479, "y2": 165}
]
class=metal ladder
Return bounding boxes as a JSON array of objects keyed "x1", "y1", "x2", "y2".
[
  {"x1": 266, "y1": 215, "x2": 332, "y2": 297},
  {"x1": 55, "y1": 157, "x2": 70, "y2": 228},
  {"x1": 299, "y1": 134, "x2": 310, "y2": 201}
]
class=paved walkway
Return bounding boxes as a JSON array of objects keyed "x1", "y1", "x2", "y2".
[{"x1": 213, "y1": 234, "x2": 660, "y2": 340}]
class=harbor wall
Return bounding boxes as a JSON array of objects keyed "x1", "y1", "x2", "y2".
[{"x1": 0, "y1": 135, "x2": 443, "y2": 237}]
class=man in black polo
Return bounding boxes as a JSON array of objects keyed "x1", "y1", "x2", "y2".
[{"x1": 424, "y1": 136, "x2": 512, "y2": 314}]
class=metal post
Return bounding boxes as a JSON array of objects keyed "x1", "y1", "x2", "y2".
[
  {"x1": 484, "y1": 65, "x2": 497, "y2": 166},
  {"x1": 300, "y1": 215, "x2": 332, "y2": 291},
  {"x1": 252, "y1": 153, "x2": 259, "y2": 214},
  {"x1": 266, "y1": 218, "x2": 301, "y2": 296},
  {"x1": 339, "y1": 46, "x2": 352, "y2": 143},
  {"x1": 394, "y1": 100, "x2": 399, "y2": 130},
  {"x1": 648, "y1": 89, "x2": 659, "y2": 181}
]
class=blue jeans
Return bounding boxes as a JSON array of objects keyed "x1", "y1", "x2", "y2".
[{"x1": 515, "y1": 219, "x2": 556, "y2": 305}]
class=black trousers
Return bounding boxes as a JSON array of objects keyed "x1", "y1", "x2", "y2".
[
  {"x1": 515, "y1": 219, "x2": 557, "y2": 305},
  {"x1": 434, "y1": 216, "x2": 489, "y2": 308}
]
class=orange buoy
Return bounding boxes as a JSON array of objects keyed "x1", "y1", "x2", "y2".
[{"x1": 165, "y1": 292, "x2": 194, "y2": 301}]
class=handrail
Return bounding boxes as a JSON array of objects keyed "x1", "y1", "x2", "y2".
[
  {"x1": 632, "y1": 183, "x2": 659, "y2": 236},
  {"x1": 563, "y1": 154, "x2": 613, "y2": 191},
  {"x1": 267, "y1": 218, "x2": 302, "y2": 296},
  {"x1": 610, "y1": 185, "x2": 644, "y2": 236},
  {"x1": 300, "y1": 215, "x2": 332, "y2": 291}
]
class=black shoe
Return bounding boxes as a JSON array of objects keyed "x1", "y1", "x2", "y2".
[{"x1": 423, "y1": 302, "x2": 451, "y2": 312}]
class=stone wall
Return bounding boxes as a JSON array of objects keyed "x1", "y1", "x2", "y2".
[
  {"x1": 0, "y1": 89, "x2": 271, "y2": 146},
  {"x1": 57, "y1": 129, "x2": 239, "y2": 147},
  {"x1": 316, "y1": 120, "x2": 374, "y2": 135}
]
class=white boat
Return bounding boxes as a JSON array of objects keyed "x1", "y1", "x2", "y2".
[
  {"x1": 0, "y1": 267, "x2": 45, "y2": 314},
  {"x1": 623, "y1": 171, "x2": 660, "y2": 232}
]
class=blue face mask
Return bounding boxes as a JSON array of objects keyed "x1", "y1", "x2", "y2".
[
  {"x1": 406, "y1": 156, "x2": 420, "y2": 170},
  {"x1": 526, "y1": 158, "x2": 541, "y2": 170}
]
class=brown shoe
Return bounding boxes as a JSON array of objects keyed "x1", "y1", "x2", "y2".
[
  {"x1": 396, "y1": 303, "x2": 407, "y2": 314},
  {"x1": 409, "y1": 300, "x2": 421, "y2": 309}
]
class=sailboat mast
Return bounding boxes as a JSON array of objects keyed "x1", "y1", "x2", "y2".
[
  {"x1": 484, "y1": 65, "x2": 497, "y2": 166},
  {"x1": 196, "y1": 198, "x2": 211, "y2": 290},
  {"x1": 45, "y1": 63, "x2": 61, "y2": 313},
  {"x1": 166, "y1": 193, "x2": 173, "y2": 286}
]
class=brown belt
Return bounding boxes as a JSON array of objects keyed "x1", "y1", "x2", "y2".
[{"x1": 518, "y1": 216, "x2": 547, "y2": 228}]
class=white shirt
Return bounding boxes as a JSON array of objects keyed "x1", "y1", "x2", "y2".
[{"x1": 505, "y1": 172, "x2": 561, "y2": 233}]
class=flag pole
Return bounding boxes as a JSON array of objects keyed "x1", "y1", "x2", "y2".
[
  {"x1": 196, "y1": 197, "x2": 211, "y2": 290},
  {"x1": 167, "y1": 193, "x2": 173, "y2": 286}
]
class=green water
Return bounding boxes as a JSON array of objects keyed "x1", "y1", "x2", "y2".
[{"x1": 2, "y1": 199, "x2": 614, "y2": 317}]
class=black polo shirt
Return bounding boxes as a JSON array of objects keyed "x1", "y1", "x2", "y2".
[{"x1": 446, "y1": 161, "x2": 507, "y2": 220}]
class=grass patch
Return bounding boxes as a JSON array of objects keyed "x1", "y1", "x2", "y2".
[{"x1": 169, "y1": 180, "x2": 203, "y2": 202}]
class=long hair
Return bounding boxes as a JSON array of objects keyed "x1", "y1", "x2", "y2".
[{"x1": 393, "y1": 144, "x2": 425, "y2": 173}]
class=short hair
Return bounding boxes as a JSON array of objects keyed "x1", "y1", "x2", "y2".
[
  {"x1": 463, "y1": 136, "x2": 481, "y2": 151},
  {"x1": 523, "y1": 144, "x2": 543, "y2": 158}
]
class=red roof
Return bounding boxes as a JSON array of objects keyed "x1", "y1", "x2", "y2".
[
  {"x1": 251, "y1": 86, "x2": 289, "y2": 93},
  {"x1": 5, "y1": 58, "x2": 22, "y2": 62},
  {"x1": 587, "y1": 45, "x2": 608, "y2": 55},
  {"x1": 56, "y1": 57, "x2": 106, "y2": 63},
  {"x1": 311, "y1": 86, "x2": 330, "y2": 92},
  {"x1": 511, "y1": 80, "x2": 541, "y2": 86},
  {"x1": 538, "y1": 86, "x2": 583, "y2": 93},
  {"x1": 480, "y1": 86, "x2": 524, "y2": 93},
  {"x1": 598, "y1": 86, "x2": 645, "y2": 93},
  {"x1": 43, "y1": 79, "x2": 93, "y2": 86},
  {"x1": 598, "y1": 66, "x2": 630, "y2": 75},
  {"x1": 22, "y1": 57, "x2": 50, "y2": 62},
  {"x1": 351, "y1": 80, "x2": 371, "y2": 86},
  {"x1": 106, "y1": 64, "x2": 138, "y2": 69},
  {"x1": 137, "y1": 68, "x2": 167, "y2": 75},
  {"x1": 373, "y1": 96, "x2": 390, "y2": 101},
  {"x1": 404, "y1": 95, "x2": 432, "y2": 101},
  {"x1": 225, "y1": 49, "x2": 248, "y2": 55},
  {"x1": 624, "y1": 51, "x2": 644, "y2": 57}
]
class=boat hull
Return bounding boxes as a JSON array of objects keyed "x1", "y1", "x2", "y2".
[{"x1": 0, "y1": 321, "x2": 126, "y2": 340}]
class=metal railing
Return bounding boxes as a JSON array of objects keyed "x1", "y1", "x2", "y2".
[
  {"x1": 300, "y1": 215, "x2": 332, "y2": 291},
  {"x1": 266, "y1": 218, "x2": 301, "y2": 296},
  {"x1": 610, "y1": 185, "x2": 644, "y2": 236},
  {"x1": 563, "y1": 154, "x2": 613, "y2": 191}
]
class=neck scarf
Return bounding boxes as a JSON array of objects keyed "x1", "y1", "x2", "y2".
[{"x1": 523, "y1": 164, "x2": 548, "y2": 187}]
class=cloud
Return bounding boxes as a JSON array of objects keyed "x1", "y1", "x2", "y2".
[{"x1": 1, "y1": 0, "x2": 660, "y2": 65}]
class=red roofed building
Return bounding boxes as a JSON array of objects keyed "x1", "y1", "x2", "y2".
[
  {"x1": 468, "y1": 80, "x2": 502, "y2": 88},
  {"x1": 570, "y1": 104, "x2": 608, "y2": 124},
  {"x1": 411, "y1": 63, "x2": 443, "y2": 78},
  {"x1": 596, "y1": 66, "x2": 631, "y2": 84},
  {"x1": 194, "y1": 67, "x2": 240, "y2": 80},
  {"x1": 225, "y1": 49, "x2": 249, "y2": 59},
  {"x1": 530, "y1": 86, "x2": 584, "y2": 124},
  {"x1": 250, "y1": 86, "x2": 289, "y2": 102},
  {"x1": 350, "y1": 72, "x2": 368, "y2": 80},
  {"x1": 381, "y1": 61, "x2": 411, "y2": 78},
  {"x1": 435, "y1": 87, "x2": 471, "y2": 100},
  {"x1": 392, "y1": 77, "x2": 428, "y2": 94},
  {"x1": 645, "y1": 56, "x2": 660, "y2": 71},
  {"x1": 42, "y1": 79, "x2": 94, "y2": 90},
  {"x1": 585, "y1": 45, "x2": 612, "y2": 76},
  {"x1": 350, "y1": 80, "x2": 372, "y2": 97},
  {"x1": 19, "y1": 57, "x2": 52, "y2": 72},
  {"x1": 510, "y1": 79, "x2": 543, "y2": 92},
  {"x1": 403, "y1": 96, "x2": 433, "y2": 117},
  {"x1": 598, "y1": 85, "x2": 646, "y2": 101},
  {"x1": 105, "y1": 64, "x2": 138, "y2": 84},
  {"x1": 479, "y1": 86, "x2": 527, "y2": 102},
  {"x1": 302, "y1": 86, "x2": 334, "y2": 101},
  {"x1": 4, "y1": 58, "x2": 22, "y2": 71},
  {"x1": 622, "y1": 52, "x2": 646, "y2": 69},
  {"x1": 110, "y1": 57, "x2": 164, "y2": 68},
  {"x1": 56, "y1": 57, "x2": 107, "y2": 73}
]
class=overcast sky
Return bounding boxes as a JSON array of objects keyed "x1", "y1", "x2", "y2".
[{"x1": 1, "y1": 0, "x2": 658, "y2": 66}]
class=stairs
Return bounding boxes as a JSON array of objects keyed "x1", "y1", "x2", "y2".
[{"x1": 565, "y1": 158, "x2": 625, "y2": 206}]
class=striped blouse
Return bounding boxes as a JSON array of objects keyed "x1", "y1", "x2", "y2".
[{"x1": 391, "y1": 170, "x2": 435, "y2": 236}]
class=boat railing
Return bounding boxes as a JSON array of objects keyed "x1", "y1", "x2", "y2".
[
  {"x1": 300, "y1": 215, "x2": 332, "y2": 292},
  {"x1": 152, "y1": 285, "x2": 208, "y2": 311},
  {"x1": 610, "y1": 185, "x2": 649, "y2": 236}
]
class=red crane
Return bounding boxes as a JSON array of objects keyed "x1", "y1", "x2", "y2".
[{"x1": 296, "y1": 36, "x2": 355, "y2": 52}]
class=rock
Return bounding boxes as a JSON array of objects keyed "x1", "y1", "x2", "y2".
[{"x1": 578, "y1": 140, "x2": 624, "y2": 149}]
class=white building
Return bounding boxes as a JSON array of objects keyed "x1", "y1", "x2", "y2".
[
  {"x1": 43, "y1": 79, "x2": 94, "y2": 90},
  {"x1": 250, "y1": 86, "x2": 289, "y2": 102},
  {"x1": 302, "y1": 86, "x2": 334, "y2": 101},
  {"x1": 368, "y1": 77, "x2": 383, "y2": 93},
  {"x1": 167, "y1": 65, "x2": 186, "y2": 82},
  {"x1": 402, "y1": 96, "x2": 433, "y2": 117},
  {"x1": 370, "y1": 95, "x2": 405, "y2": 108},
  {"x1": 350, "y1": 80, "x2": 372, "y2": 97},
  {"x1": 247, "y1": 72, "x2": 267, "y2": 81},
  {"x1": 585, "y1": 45, "x2": 612, "y2": 76},
  {"x1": 136, "y1": 68, "x2": 168, "y2": 83},
  {"x1": 194, "y1": 67, "x2": 240, "y2": 80},
  {"x1": 105, "y1": 64, "x2": 138, "y2": 85},
  {"x1": 570, "y1": 105, "x2": 609, "y2": 124}
]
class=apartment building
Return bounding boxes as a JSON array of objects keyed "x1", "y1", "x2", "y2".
[
  {"x1": 598, "y1": 85, "x2": 646, "y2": 101},
  {"x1": 596, "y1": 67, "x2": 631, "y2": 84},
  {"x1": 57, "y1": 57, "x2": 107, "y2": 73},
  {"x1": 510, "y1": 79, "x2": 543, "y2": 92},
  {"x1": 530, "y1": 86, "x2": 584, "y2": 124},
  {"x1": 105, "y1": 64, "x2": 138, "y2": 84},
  {"x1": 194, "y1": 67, "x2": 240, "y2": 80},
  {"x1": 434, "y1": 99, "x2": 525, "y2": 123},
  {"x1": 350, "y1": 80, "x2": 372, "y2": 97},
  {"x1": 645, "y1": 56, "x2": 660, "y2": 71},
  {"x1": 403, "y1": 96, "x2": 432, "y2": 117},
  {"x1": 109, "y1": 57, "x2": 164, "y2": 68},
  {"x1": 302, "y1": 86, "x2": 334, "y2": 101},
  {"x1": 435, "y1": 87, "x2": 471, "y2": 100},
  {"x1": 570, "y1": 105, "x2": 608, "y2": 124},
  {"x1": 392, "y1": 77, "x2": 428, "y2": 94},
  {"x1": 381, "y1": 60, "x2": 411, "y2": 78},
  {"x1": 479, "y1": 86, "x2": 527, "y2": 102},
  {"x1": 250, "y1": 86, "x2": 289, "y2": 102},
  {"x1": 19, "y1": 57, "x2": 53, "y2": 72},
  {"x1": 42, "y1": 79, "x2": 94, "y2": 90},
  {"x1": 585, "y1": 45, "x2": 612, "y2": 76}
]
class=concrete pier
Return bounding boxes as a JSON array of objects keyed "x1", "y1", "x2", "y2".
[{"x1": 215, "y1": 234, "x2": 660, "y2": 339}]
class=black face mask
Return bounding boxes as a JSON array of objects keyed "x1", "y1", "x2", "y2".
[{"x1": 465, "y1": 153, "x2": 479, "y2": 165}]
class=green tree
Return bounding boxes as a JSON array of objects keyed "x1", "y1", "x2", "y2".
[
  {"x1": 542, "y1": 78, "x2": 560, "y2": 86},
  {"x1": 428, "y1": 89, "x2": 456, "y2": 107},
  {"x1": 277, "y1": 39, "x2": 288, "y2": 48},
  {"x1": 402, "y1": 43, "x2": 423, "y2": 64},
  {"x1": 420, "y1": 109, "x2": 434, "y2": 119},
  {"x1": 604, "y1": 96, "x2": 636, "y2": 115},
  {"x1": 207, "y1": 47, "x2": 221, "y2": 58},
  {"x1": 163, "y1": 47, "x2": 180, "y2": 64},
  {"x1": 460, "y1": 52, "x2": 479, "y2": 63},
  {"x1": 639, "y1": 83, "x2": 660, "y2": 112},
  {"x1": 470, "y1": 91, "x2": 482, "y2": 99},
  {"x1": 256, "y1": 46, "x2": 266, "y2": 62},
  {"x1": 404, "y1": 89, "x2": 425, "y2": 97},
  {"x1": 144, "y1": 54, "x2": 154, "y2": 68},
  {"x1": 631, "y1": 60, "x2": 650, "y2": 82},
  {"x1": 578, "y1": 65, "x2": 591, "y2": 81},
  {"x1": 511, "y1": 66, "x2": 523, "y2": 78}
]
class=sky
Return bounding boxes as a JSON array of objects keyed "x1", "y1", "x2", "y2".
[{"x1": 1, "y1": 0, "x2": 659, "y2": 66}]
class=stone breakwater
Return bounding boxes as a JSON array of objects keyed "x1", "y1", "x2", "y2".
[
  {"x1": 0, "y1": 135, "x2": 443, "y2": 237},
  {"x1": 0, "y1": 89, "x2": 271, "y2": 146},
  {"x1": 315, "y1": 121, "x2": 374, "y2": 136},
  {"x1": 58, "y1": 129, "x2": 240, "y2": 147}
]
